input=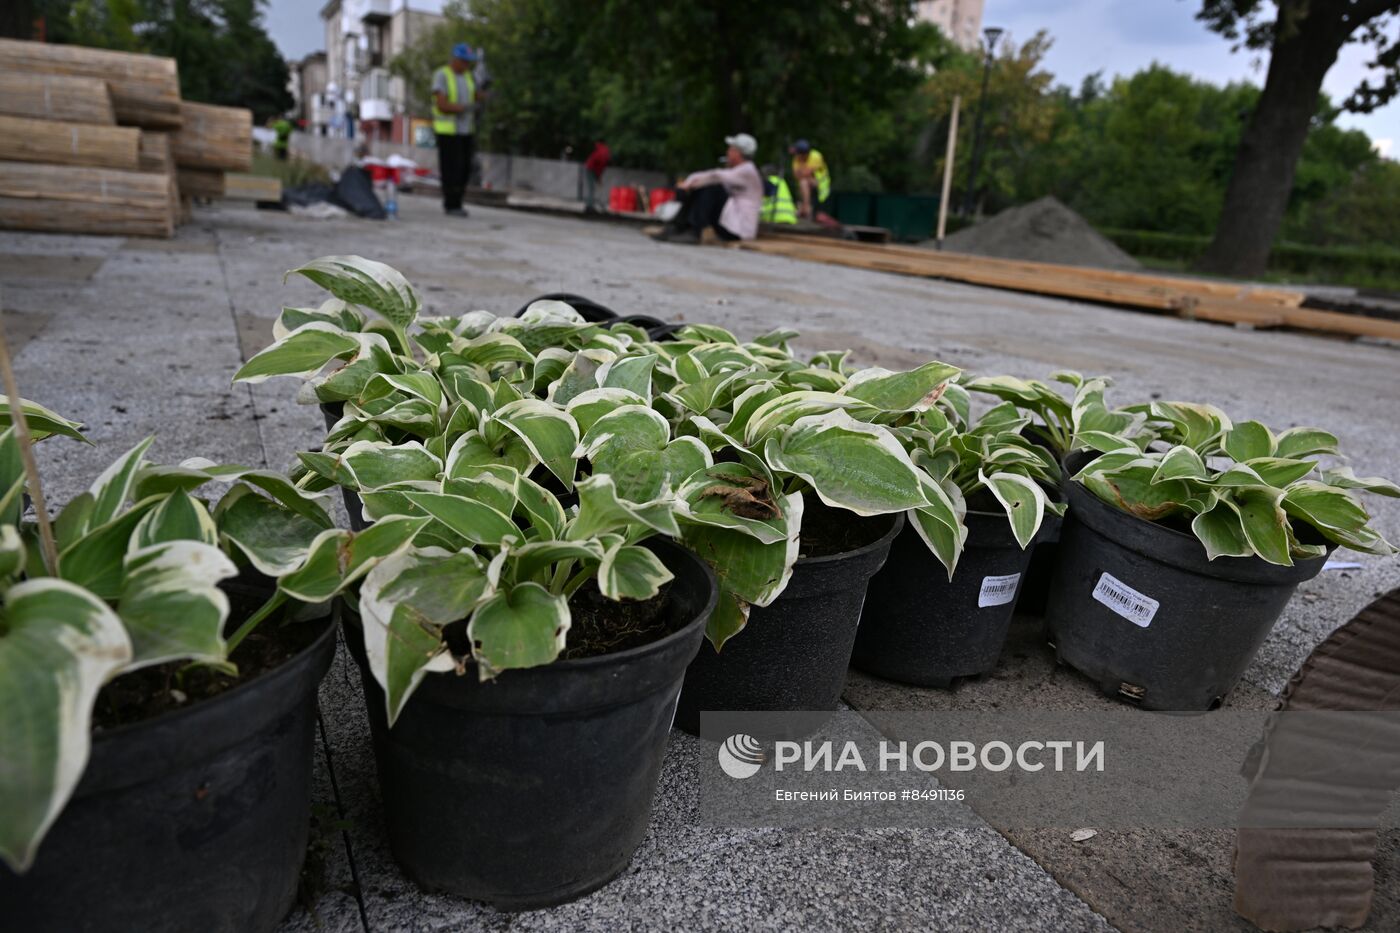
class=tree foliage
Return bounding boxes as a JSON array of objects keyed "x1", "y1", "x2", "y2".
[{"x1": 21, "y1": 0, "x2": 293, "y2": 122}]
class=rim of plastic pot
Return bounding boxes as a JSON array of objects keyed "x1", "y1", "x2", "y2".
[
  {"x1": 513, "y1": 292, "x2": 618, "y2": 322},
  {"x1": 794, "y1": 509, "x2": 903, "y2": 568},
  {"x1": 1061, "y1": 450, "x2": 1331, "y2": 585}
]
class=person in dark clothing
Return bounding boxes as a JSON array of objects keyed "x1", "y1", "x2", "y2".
[{"x1": 432, "y1": 43, "x2": 479, "y2": 217}]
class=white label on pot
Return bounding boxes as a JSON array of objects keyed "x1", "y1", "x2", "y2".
[
  {"x1": 1092, "y1": 572, "x2": 1159, "y2": 628},
  {"x1": 978, "y1": 573, "x2": 1022, "y2": 608}
]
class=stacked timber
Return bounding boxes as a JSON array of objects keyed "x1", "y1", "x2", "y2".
[
  {"x1": 0, "y1": 161, "x2": 175, "y2": 238},
  {"x1": 171, "y1": 101, "x2": 253, "y2": 172},
  {"x1": 0, "y1": 73, "x2": 117, "y2": 124},
  {"x1": 0, "y1": 38, "x2": 181, "y2": 129},
  {"x1": 0, "y1": 39, "x2": 195, "y2": 237}
]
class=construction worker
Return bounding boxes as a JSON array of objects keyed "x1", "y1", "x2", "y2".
[
  {"x1": 431, "y1": 43, "x2": 478, "y2": 217},
  {"x1": 760, "y1": 163, "x2": 797, "y2": 224},
  {"x1": 271, "y1": 116, "x2": 292, "y2": 162},
  {"x1": 652, "y1": 133, "x2": 763, "y2": 244},
  {"x1": 789, "y1": 139, "x2": 831, "y2": 220}
]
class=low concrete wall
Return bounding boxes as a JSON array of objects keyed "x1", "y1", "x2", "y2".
[{"x1": 289, "y1": 132, "x2": 670, "y2": 201}]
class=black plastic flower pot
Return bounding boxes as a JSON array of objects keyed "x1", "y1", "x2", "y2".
[
  {"x1": 0, "y1": 591, "x2": 336, "y2": 933},
  {"x1": 1005, "y1": 508, "x2": 1063, "y2": 617},
  {"x1": 672, "y1": 510, "x2": 903, "y2": 736},
  {"x1": 342, "y1": 538, "x2": 715, "y2": 910},
  {"x1": 1044, "y1": 452, "x2": 1330, "y2": 711},
  {"x1": 851, "y1": 508, "x2": 1043, "y2": 687}
]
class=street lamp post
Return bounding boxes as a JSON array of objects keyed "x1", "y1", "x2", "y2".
[{"x1": 961, "y1": 26, "x2": 1004, "y2": 218}]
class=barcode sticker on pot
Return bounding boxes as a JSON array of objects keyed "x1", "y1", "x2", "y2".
[
  {"x1": 1092, "y1": 572, "x2": 1159, "y2": 627},
  {"x1": 978, "y1": 573, "x2": 1021, "y2": 608}
]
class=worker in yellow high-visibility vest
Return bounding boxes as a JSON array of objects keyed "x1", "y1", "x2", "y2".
[
  {"x1": 431, "y1": 43, "x2": 478, "y2": 217},
  {"x1": 789, "y1": 139, "x2": 831, "y2": 220},
  {"x1": 760, "y1": 165, "x2": 797, "y2": 224}
]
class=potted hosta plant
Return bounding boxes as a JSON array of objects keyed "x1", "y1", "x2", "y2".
[
  {"x1": 1044, "y1": 402, "x2": 1398, "y2": 710},
  {"x1": 331, "y1": 465, "x2": 714, "y2": 907},
  {"x1": 0, "y1": 424, "x2": 413, "y2": 932},
  {"x1": 853, "y1": 398, "x2": 1063, "y2": 686},
  {"x1": 965, "y1": 371, "x2": 1145, "y2": 615}
]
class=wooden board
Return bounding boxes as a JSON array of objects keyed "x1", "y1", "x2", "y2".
[
  {"x1": 0, "y1": 160, "x2": 173, "y2": 237},
  {"x1": 0, "y1": 38, "x2": 181, "y2": 129},
  {"x1": 0, "y1": 114, "x2": 140, "y2": 170},
  {"x1": 223, "y1": 173, "x2": 282, "y2": 202},
  {"x1": 737, "y1": 236, "x2": 1400, "y2": 341},
  {"x1": 0, "y1": 72, "x2": 116, "y2": 124},
  {"x1": 177, "y1": 168, "x2": 225, "y2": 199},
  {"x1": 171, "y1": 101, "x2": 252, "y2": 172}
]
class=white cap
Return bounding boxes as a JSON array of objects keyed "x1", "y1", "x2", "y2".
[{"x1": 724, "y1": 133, "x2": 757, "y2": 157}]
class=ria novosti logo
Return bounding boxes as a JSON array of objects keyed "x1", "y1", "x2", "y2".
[{"x1": 718, "y1": 734, "x2": 766, "y2": 779}]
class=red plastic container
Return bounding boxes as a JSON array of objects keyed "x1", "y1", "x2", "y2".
[
  {"x1": 609, "y1": 186, "x2": 638, "y2": 213},
  {"x1": 649, "y1": 188, "x2": 675, "y2": 212}
]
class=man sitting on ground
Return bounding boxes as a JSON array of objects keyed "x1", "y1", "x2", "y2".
[
  {"x1": 653, "y1": 133, "x2": 762, "y2": 244},
  {"x1": 789, "y1": 138, "x2": 831, "y2": 220}
]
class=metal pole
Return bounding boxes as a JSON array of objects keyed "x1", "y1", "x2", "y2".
[
  {"x1": 936, "y1": 95, "x2": 961, "y2": 249},
  {"x1": 961, "y1": 48, "x2": 994, "y2": 217}
]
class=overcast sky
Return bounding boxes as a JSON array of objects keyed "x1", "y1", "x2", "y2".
[{"x1": 262, "y1": 0, "x2": 1397, "y2": 154}]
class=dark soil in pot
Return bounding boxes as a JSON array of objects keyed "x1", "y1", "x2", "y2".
[
  {"x1": 1044, "y1": 451, "x2": 1330, "y2": 711},
  {"x1": 342, "y1": 538, "x2": 716, "y2": 909},
  {"x1": 852, "y1": 503, "x2": 1046, "y2": 687},
  {"x1": 673, "y1": 499, "x2": 902, "y2": 736},
  {"x1": 0, "y1": 582, "x2": 336, "y2": 933}
]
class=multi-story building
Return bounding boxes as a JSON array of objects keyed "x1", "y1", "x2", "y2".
[
  {"x1": 321, "y1": 0, "x2": 449, "y2": 143},
  {"x1": 293, "y1": 52, "x2": 330, "y2": 134},
  {"x1": 915, "y1": 0, "x2": 986, "y2": 51}
]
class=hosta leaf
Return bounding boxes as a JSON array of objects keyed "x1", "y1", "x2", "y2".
[
  {"x1": 365, "y1": 372, "x2": 443, "y2": 408},
  {"x1": 598, "y1": 542, "x2": 674, "y2": 601},
  {"x1": 1191, "y1": 498, "x2": 1253, "y2": 560},
  {"x1": 1226, "y1": 486, "x2": 1292, "y2": 566},
  {"x1": 1243, "y1": 458, "x2": 1316, "y2": 488},
  {"x1": 216, "y1": 485, "x2": 334, "y2": 575},
  {"x1": 764, "y1": 411, "x2": 928, "y2": 516},
  {"x1": 1223, "y1": 420, "x2": 1275, "y2": 461},
  {"x1": 402, "y1": 491, "x2": 519, "y2": 546},
  {"x1": 57, "y1": 499, "x2": 160, "y2": 601},
  {"x1": 468, "y1": 582, "x2": 570, "y2": 677},
  {"x1": 492, "y1": 400, "x2": 579, "y2": 491},
  {"x1": 742, "y1": 391, "x2": 854, "y2": 446},
  {"x1": 978, "y1": 470, "x2": 1046, "y2": 550},
  {"x1": 1073, "y1": 430, "x2": 1140, "y2": 454},
  {"x1": 233, "y1": 322, "x2": 362, "y2": 384},
  {"x1": 548, "y1": 349, "x2": 611, "y2": 405},
  {"x1": 0, "y1": 525, "x2": 25, "y2": 580},
  {"x1": 0, "y1": 396, "x2": 87, "y2": 443},
  {"x1": 676, "y1": 462, "x2": 791, "y2": 543},
  {"x1": 288, "y1": 256, "x2": 420, "y2": 330},
  {"x1": 132, "y1": 491, "x2": 217, "y2": 549},
  {"x1": 1273, "y1": 427, "x2": 1339, "y2": 460},
  {"x1": 1079, "y1": 466, "x2": 1193, "y2": 522},
  {"x1": 361, "y1": 549, "x2": 491, "y2": 725},
  {"x1": 909, "y1": 474, "x2": 967, "y2": 580},
  {"x1": 1282, "y1": 482, "x2": 1371, "y2": 533},
  {"x1": 277, "y1": 516, "x2": 431, "y2": 603},
  {"x1": 838, "y1": 361, "x2": 961, "y2": 413},
  {"x1": 704, "y1": 589, "x2": 750, "y2": 653},
  {"x1": 569, "y1": 475, "x2": 680, "y2": 540},
  {"x1": 0, "y1": 579, "x2": 132, "y2": 872},
  {"x1": 1152, "y1": 446, "x2": 1208, "y2": 483},
  {"x1": 117, "y1": 542, "x2": 238, "y2": 668},
  {"x1": 515, "y1": 473, "x2": 568, "y2": 540},
  {"x1": 565, "y1": 388, "x2": 649, "y2": 435},
  {"x1": 601, "y1": 354, "x2": 658, "y2": 398},
  {"x1": 1319, "y1": 466, "x2": 1400, "y2": 498},
  {"x1": 342, "y1": 441, "x2": 442, "y2": 490},
  {"x1": 88, "y1": 437, "x2": 154, "y2": 530},
  {"x1": 511, "y1": 539, "x2": 606, "y2": 584}
]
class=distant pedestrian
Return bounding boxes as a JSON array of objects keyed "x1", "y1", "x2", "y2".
[
  {"x1": 432, "y1": 43, "x2": 478, "y2": 218},
  {"x1": 789, "y1": 139, "x2": 831, "y2": 220},
  {"x1": 272, "y1": 116, "x2": 292, "y2": 162},
  {"x1": 653, "y1": 133, "x2": 763, "y2": 244},
  {"x1": 584, "y1": 140, "x2": 610, "y2": 213}
]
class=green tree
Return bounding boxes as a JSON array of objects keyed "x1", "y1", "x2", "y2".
[{"x1": 1195, "y1": 0, "x2": 1400, "y2": 276}]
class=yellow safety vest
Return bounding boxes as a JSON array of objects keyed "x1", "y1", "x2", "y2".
[
  {"x1": 762, "y1": 176, "x2": 797, "y2": 224},
  {"x1": 793, "y1": 150, "x2": 832, "y2": 203},
  {"x1": 432, "y1": 65, "x2": 475, "y2": 135}
]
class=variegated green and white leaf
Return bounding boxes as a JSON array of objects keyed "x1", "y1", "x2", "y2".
[
  {"x1": 468, "y1": 582, "x2": 570, "y2": 678},
  {"x1": 117, "y1": 541, "x2": 237, "y2": 669},
  {"x1": 287, "y1": 255, "x2": 420, "y2": 330},
  {"x1": 598, "y1": 542, "x2": 674, "y2": 601},
  {"x1": 764, "y1": 411, "x2": 929, "y2": 516},
  {"x1": 978, "y1": 469, "x2": 1046, "y2": 550}
]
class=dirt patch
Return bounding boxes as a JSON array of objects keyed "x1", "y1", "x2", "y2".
[
  {"x1": 941, "y1": 196, "x2": 1140, "y2": 271},
  {"x1": 560, "y1": 579, "x2": 686, "y2": 659}
]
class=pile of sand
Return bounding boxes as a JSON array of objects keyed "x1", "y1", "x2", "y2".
[{"x1": 940, "y1": 196, "x2": 1141, "y2": 270}]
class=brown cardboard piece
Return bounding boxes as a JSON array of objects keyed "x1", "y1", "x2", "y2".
[{"x1": 1234, "y1": 588, "x2": 1400, "y2": 931}]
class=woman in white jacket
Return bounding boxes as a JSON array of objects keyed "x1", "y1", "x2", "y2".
[{"x1": 653, "y1": 133, "x2": 763, "y2": 244}]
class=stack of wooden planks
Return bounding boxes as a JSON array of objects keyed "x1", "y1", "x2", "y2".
[
  {"x1": 0, "y1": 38, "x2": 255, "y2": 238},
  {"x1": 737, "y1": 233, "x2": 1400, "y2": 342}
]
